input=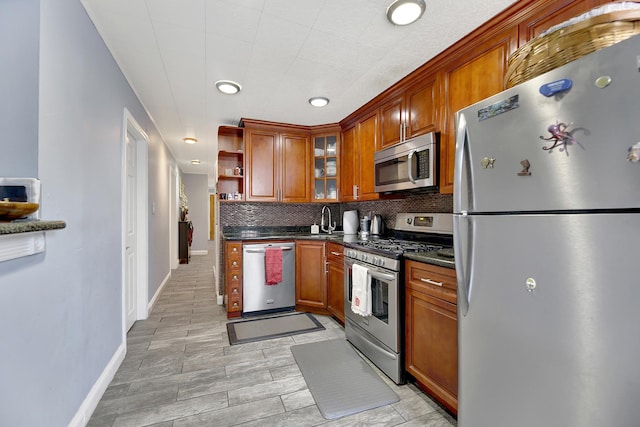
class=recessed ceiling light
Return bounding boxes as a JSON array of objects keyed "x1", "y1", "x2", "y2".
[
  {"x1": 215, "y1": 80, "x2": 242, "y2": 94},
  {"x1": 386, "y1": 0, "x2": 426, "y2": 26},
  {"x1": 191, "y1": 159, "x2": 200, "y2": 165},
  {"x1": 309, "y1": 97, "x2": 330, "y2": 107},
  {"x1": 183, "y1": 137, "x2": 198, "y2": 144}
]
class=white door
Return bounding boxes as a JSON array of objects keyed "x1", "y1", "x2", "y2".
[{"x1": 125, "y1": 131, "x2": 137, "y2": 331}]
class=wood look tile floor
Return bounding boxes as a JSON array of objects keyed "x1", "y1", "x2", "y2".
[{"x1": 88, "y1": 247, "x2": 457, "y2": 427}]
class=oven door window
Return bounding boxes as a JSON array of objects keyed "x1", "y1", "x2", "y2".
[{"x1": 347, "y1": 266, "x2": 390, "y2": 324}]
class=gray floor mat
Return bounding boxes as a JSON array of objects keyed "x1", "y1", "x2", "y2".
[
  {"x1": 291, "y1": 338, "x2": 399, "y2": 419},
  {"x1": 227, "y1": 312, "x2": 324, "y2": 345}
]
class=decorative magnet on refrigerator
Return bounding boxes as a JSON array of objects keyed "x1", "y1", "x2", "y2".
[
  {"x1": 539, "y1": 122, "x2": 580, "y2": 154},
  {"x1": 628, "y1": 142, "x2": 640, "y2": 163}
]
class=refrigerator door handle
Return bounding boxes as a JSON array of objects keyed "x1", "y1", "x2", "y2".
[
  {"x1": 454, "y1": 112, "x2": 471, "y2": 213},
  {"x1": 454, "y1": 214, "x2": 471, "y2": 316}
]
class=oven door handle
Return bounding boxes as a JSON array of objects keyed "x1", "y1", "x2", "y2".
[{"x1": 368, "y1": 269, "x2": 396, "y2": 282}]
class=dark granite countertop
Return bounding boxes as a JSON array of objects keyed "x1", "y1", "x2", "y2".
[
  {"x1": 0, "y1": 220, "x2": 67, "y2": 235},
  {"x1": 223, "y1": 226, "x2": 455, "y2": 269},
  {"x1": 404, "y1": 249, "x2": 455, "y2": 270}
]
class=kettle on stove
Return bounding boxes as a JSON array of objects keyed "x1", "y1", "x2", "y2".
[{"x1": 371, "y1": 214, "x2": 384, "y2": 235}]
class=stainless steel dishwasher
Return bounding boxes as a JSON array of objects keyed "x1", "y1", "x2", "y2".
[{"x1": 242, "y1": 242, "x2": 295, "y2": 315}]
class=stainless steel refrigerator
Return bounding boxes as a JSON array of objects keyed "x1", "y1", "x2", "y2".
[{"x1": 453, "y1": 35, "x2": 640, "y2": 427}]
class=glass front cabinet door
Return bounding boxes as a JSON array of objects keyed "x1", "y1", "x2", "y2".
[{"x1": 313, "y1": 133, "x2": 339, "y2": 201}]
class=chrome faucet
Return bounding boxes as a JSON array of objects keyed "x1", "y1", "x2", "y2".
[{"x1": 320, "y1": 205, "x2": 336, "y2": 234}]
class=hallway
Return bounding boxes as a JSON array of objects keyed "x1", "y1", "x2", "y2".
[{"x1": 88, "y1": 250, "x2": 456, "y2": 426}]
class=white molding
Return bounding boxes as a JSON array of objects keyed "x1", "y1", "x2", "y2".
[
  {"x1": 67, "y1": 342, "x2": 126, "y2": 427},
  {"x1": 148, "y1": 270, "x2": 171, "y2": 313},
  {"x1": 217, "y1": 294, "x2": 224, "y2": 305},
  {"x1": 0, "y1": 231, "x2": 45, "y2": 262},
  {"x1": 191, "y1": 250, "x2": 208, "y2": 256}
]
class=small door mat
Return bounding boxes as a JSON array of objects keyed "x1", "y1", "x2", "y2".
[
  {"x1": 291, "y1": 338, "x2": 399, "y2": 420},
  {"x1": 226, "y1": 312, "x2": 324, "y2": 345}
]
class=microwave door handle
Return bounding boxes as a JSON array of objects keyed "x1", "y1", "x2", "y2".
[{"x1": 407, "y1": 150, "x2": 416, "y2": 183}]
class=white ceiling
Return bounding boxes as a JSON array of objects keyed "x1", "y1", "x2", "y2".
[{"x1": 80, "y1": 0, "x2": 518, "y2": 186}]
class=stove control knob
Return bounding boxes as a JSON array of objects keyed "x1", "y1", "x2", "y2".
[
  {"x1": 377, "y1": 258, "x2": 385, "y2": 267},
  {"x1": 371, "y1": 256, "x2": 378, "y2": 265}
]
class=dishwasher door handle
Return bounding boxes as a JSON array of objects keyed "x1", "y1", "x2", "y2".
[{"x1": 245, "y1": 247, "x2": 293, "y2": 254}]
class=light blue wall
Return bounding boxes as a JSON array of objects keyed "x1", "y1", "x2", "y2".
[
  {"x1": 0, "y1": 0, "x2": 178, "y2": 424},
  {"x1": 0, "y1": 0, "x2": 39, "y2": 177},
  {"x1": 182, "y1": 173, "x2": 210, "y2": 251}
]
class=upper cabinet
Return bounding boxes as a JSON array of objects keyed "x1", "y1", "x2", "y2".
[
  {"x1": 312, "y1": 128, "x2": 340, "y2": 202},
  {"x1": 243, "y1": 120, "x2": 311, "y2": 203},
  {"x1": 439, "y1": 27, "x2": 519, "y2": 194},
  {"x1": 341, "y1": 111, "x2": 379, "y2": 202},
  {"x1": 217, "y1": 126, "x2": 245, "y2": 201},
  {"x1": 517, "y1": 0, "x2": 612, "y2": 44},
  {"x1": 379, "y1": 75, "x2": 440, "y2": 150}
]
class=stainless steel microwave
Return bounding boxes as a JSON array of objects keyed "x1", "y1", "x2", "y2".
[{"x1": 374, "y1": 132, "x2": 438, "y2": 193}]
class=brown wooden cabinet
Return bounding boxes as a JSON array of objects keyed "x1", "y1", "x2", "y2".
[
  {"x1": 326, "y1": 242, "x2": 345, "y2": 324},
  {"x1": 243, "y1": 120, "x2": 311, "y2": 202},
  {"x1": 295, "y1": 240, "x2": 327, "y2": 311},
  {"x1": 439, "y1": 26, "x2": 519, "y2": 194},
  {"x1": 224, "y1": 242, "x2": 243, "y2": 318},
  {"x1": 312, "y1": 130, "x2": 340, "y2": 202},
  {"x1": 405, "y1": 260, "x2": 458, "y2": 414},
  {"x1": 379, "y1": 75, "x2": 439, "y2": 149},
  {"x1": 340, "y1": 111, "x2": 379, "y2": 202}
]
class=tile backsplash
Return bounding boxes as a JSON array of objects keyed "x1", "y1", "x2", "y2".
[{"x1": 219, "y1": 192, "x2": 453, "y2": 230}]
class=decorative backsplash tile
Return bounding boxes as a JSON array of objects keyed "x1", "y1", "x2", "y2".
[{"x1": 219, "y1": 193, "x2": 452, "y2": 230}]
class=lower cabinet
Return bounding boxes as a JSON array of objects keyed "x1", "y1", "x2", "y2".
[
  {"x1": 326, "y1": 242, "x2": 345, "y2": 324},
  {"x1": 405, "y1": 260, "x2": 458, "y2": 414},
  {"x1": 224, "y1": 242, "x2": 243, "y2": 318},
  {"x1": 295, "y1": 240, "x2": 327, "y2": 311},
  {"x1": 295, "y1": 240, "x2": 345, "y2": 322}
]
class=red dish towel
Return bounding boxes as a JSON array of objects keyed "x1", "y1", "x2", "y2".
[{"x1": 265, "y1": 247, "x2": 283, "y2": 285}]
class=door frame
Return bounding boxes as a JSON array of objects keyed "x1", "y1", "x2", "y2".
[{"x1": 121, "y1": 108, "x2": 149, "y2": 340}]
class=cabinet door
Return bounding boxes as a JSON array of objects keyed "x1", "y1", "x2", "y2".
[
  {"x1": 246, "y1": 130, "x2": 278, "y2": 201},
  {"x1": 295, "y1": 241, "x2": 327, "y2": 309},
  {"x1": 379, "y1": 95, "x2": 404, "y2": 149},
  {"x1": 340, "y1": 126, "x2": 357, "y2": 202},
  {"x1": 356, "y1": 111, "x2": 379, "y2": 201},
  {"x1": 440, "y1": 27, "x2": 518, "y2": 194},
  {"x1": 406, "y1": 74, "x2": 439, "y2": 139},
  {"x1": 281, "y1": 132, "x2": 311, "y2": 202},
  {"x1": 326, "y1": 243, "x2": 345, "y2": 323},
  {"x1": 405, "y1": 287, "x2": 458, "y2": 414}
]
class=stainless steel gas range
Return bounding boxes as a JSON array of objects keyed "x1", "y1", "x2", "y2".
[{"x1": 343, "y1": 213, "x2": 453, "y2": 384}]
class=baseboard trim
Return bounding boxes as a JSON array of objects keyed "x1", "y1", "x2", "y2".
[
  {"x1": 149, "y1": 270, "x2": 171, "y2": 313},
  {"x1": 67, "y1": 341, "x2": 126, "y2": 427},
  {"x1": 191, "y1": 250, "x2": 208, "y2": 256}
]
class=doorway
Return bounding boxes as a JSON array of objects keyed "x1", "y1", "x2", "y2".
[{"x1": 122, "y1": 108, "x2": 149, "y2": 335}]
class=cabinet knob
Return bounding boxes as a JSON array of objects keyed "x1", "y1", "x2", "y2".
[
  {"x1": 232, "y1": 288, "x2": 239, "y2": 294},
  {"x1": 232, "y1": 274, "x2": 238, "y2": 281},
  {"x1": 232, "y1": 247, "x2": 238, "y2": 253},
  {"x1": 232, "y1": 302, "x2": 239, "y2": 308},
  {"x1": 232, "y1": 261, "x2": 238, "y2": 267}
]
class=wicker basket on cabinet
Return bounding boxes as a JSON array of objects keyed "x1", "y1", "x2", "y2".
[{"x1": 505, "y1": 4, "x2": 640, "y2": 88}]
